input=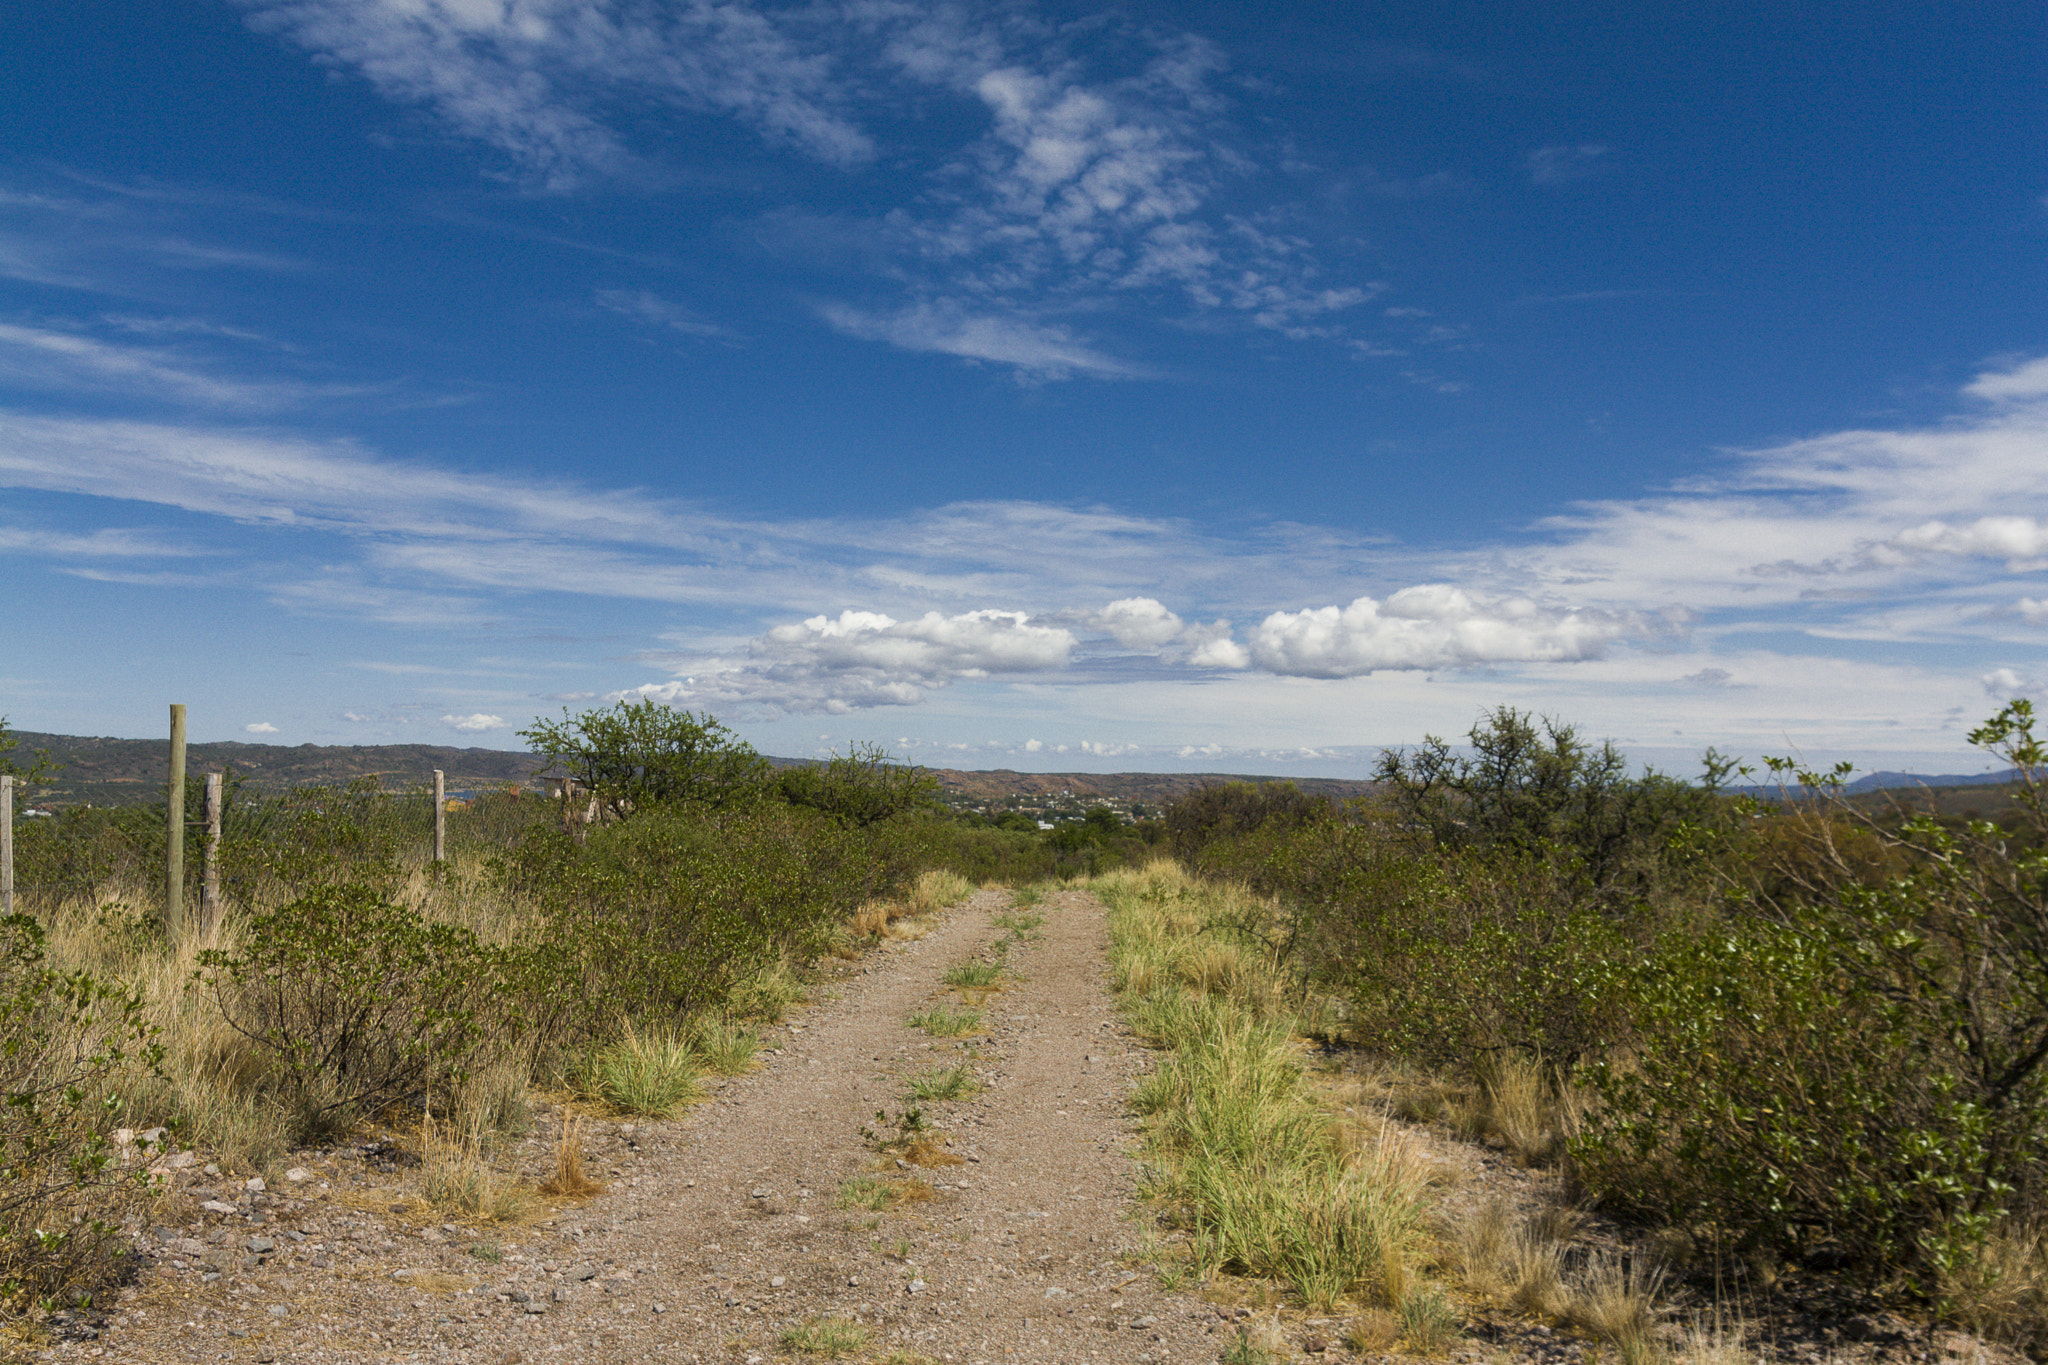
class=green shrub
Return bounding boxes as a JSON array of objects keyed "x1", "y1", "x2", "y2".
[
  {"x1": 776, "y1": 743, "x2": 940, "y2": 827},
  {"x1": 1373, "y1": 706, "x2": 1735, "y2": 905},
  {"x1": 500, "y1": 803, "x2": 917, "y2": 1033},
  {"x1": 1163, "y1": 780, "x2": 1332, "y2": 866},
  {"x1": 0, "y1": 915, "x2": 162, "y2": 1308},
  {"x1": 197, "y1": 883, "x2": 519, "y2": 1139},
  {"x1": 1574, "y1": 702, "x2": 2048, "y2": 1281}
]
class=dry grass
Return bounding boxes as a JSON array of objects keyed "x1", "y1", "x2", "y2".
[
  {"x1": 1452, "y1": 1196, "x2": 1514, "y2": 1297},
  {"x1": 1939, "y1": 1220, "x2": 2048, "y2": 1356},
  {"x1": 416, "y1": 1120, "x2": 538, "y2": 1224},
  {"x1": 1564, "y1": 1252, "x2": 1667, "y2": 1365},
  {"x1": 1347, "y1": 1308, "x2": 1401, "y2": 1352},
  {"x1": 1508, "y1": 1218, "x2": 1571, "y2": 1319},
  {"x1": 537, "y1": 1116, "x2": 606, "y2": 1199},
  {"x1": 1673, "y1": 1312, "x2": 1753, "y2": 1365},
  {"x1": 903, "y1": 1135, "x2": 964, "y2": 1167}
]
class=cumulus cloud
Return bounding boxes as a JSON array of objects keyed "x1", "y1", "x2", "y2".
[
  {"x1": 1241, "y1": 585, "x2": 1636, "y2": 678},
  {"x1": 441, "y1": 712, "x2": 506, "y2": 732},
  {"x1": 1892, "y1": 516, "x2": 2048, "y2": 563},
  {"x1": 1982, "y1": 668, "x2": 2044, "y2": 700},
  {"x1": 243, "y1": 721, "x2": 278, "y2": 733},
  {"x1": 616, "y1": 608, "x2": 1076, "y2": 715},
  {"x1": 1092, "y1": 597, "x2": 1184, "y2": 648}
]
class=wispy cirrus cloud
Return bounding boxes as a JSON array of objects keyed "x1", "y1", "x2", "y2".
[
  {"x1": 230, "y1": 1, "x2": 1387, "y2": 378},
  {"x1": 239, "y1": 0, "x2": 872, "y2": 187},
  {"x1": 1526, "y1": 143, "x2": 1609, "y2": 183},
  {"x1": 0, "y1": 321, "x2": 358, "y2": 411},
  {"x1": 818, "y1": 302, "x2": 1142, "y2": 380}
]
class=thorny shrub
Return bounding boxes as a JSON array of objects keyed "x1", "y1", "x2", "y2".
[
  {"x1": 197, "y1": 883, "x2": 521, "y2": 1140},
  {"x1": 0, "y1": 914, "x2": 163, "y2": 1308}
]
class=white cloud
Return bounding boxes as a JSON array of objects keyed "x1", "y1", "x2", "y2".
[
  {"x1": 1966, "y1": 356, "x2": 2048, "y2": 402},
  {"x1": 1243, "y1": 585, "x2": 1636, "y2": 678},
  {"x1": 1092, "y1": 597, "x2": 1184, "y2": 647},
  {"x1": 239, "y1": 0, "x2": 871, "y2": 188},
  {"x1": 243, "y1": 721, "x2": 278, "y2": 733},
  {"x1": 616, "y1": 607, "x2": 1077, "y2": 715},
  {"x1": 1188, "y1": 635, "x2": 1250, "y2": 669},
  {"x1": 1983, "y1": 668, "x2": 2045, "y2": 700},
  {"x1": 1527, "y1": 144, "x2": 1609, "y2": 183},
  {"x1": 593, "y1": 289, "x2": 733, "y2": 340},
  {"x1": 441, "y1": 712, "x2": 506, "y2": 732},
  {"x1": 1892, "y1": 516, "x2": 2048, "y2": 563},
  {"x1": 818, "y1": 303, "x2": 1140, "y2": 381},
  {"x1": 0, "y1": 322, "x2": 355, "y2": 411},
  {"x1": 234, "y1": 3, "x2": 1381, "y2": 372}
]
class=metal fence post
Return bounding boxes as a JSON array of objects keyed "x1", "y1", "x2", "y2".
[{"x1": 433, "y1": 769, "x2": 446, "y2": 865}]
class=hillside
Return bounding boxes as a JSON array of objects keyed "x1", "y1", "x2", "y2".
[
  {"x1": 0, "y1": 729, "x2": 1378, "y2": 811},
  {"x1": 1, "y1": 731, "x2": 554, "y2": 808}
]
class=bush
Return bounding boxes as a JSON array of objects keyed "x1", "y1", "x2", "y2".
[
  {"x1": 1574, "y1": 701, "x2": 2048, "y2": 1281},
  {"x1": 197, "y1": 883, "x2": 520, "y2": 1139},
  {"x1": 776, "y1": 743, "x2": 941, "y2": 827},
  {"x1": 0, "y1": 915, "x2": 162, "y2": 1308},
  {"x1": 500, "y1": 802, "x2": 920, "y2": 1033},
  {"x1": 1163, "y1": 781, "x2": 1332, "y2": 866}
]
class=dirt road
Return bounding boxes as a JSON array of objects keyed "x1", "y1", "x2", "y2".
[{"x1": 84, "y1": 889, "x2": 1232, "y2": 1365}]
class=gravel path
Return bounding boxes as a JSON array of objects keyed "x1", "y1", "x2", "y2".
[{"x1": 79, "y1": 888, "x2": 1233, "y2": 1365}]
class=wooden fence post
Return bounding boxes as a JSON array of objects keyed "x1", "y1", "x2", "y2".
[
  {"x1": 202, "y1": 771, "x2": 222, "y2": 939},
  {"x1": 1, "y1": 774, "x2": 13, "y2": 916},
  {"x1": 433, "y1": 769, "x2": 446, "y2": 865},
  {"x1": 166, "y1": 704, "x2": 185, "y2": 943}
]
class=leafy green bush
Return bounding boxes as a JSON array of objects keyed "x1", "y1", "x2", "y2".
[
  {"x1": 1163, "y1": 780, "x2": 1332, "y2": 866},
  {"x1": 500, "y1": 802, "x2": 918, "y2": 1032},
  {"x1": 1575, "y1": 702, "x2": 2048, "y2": 1279},
  {"x1": 197, "y1": 883, "x2": 520, "y2": 1138},
  {"x1": 0, "y1": 915, "x2": 162, "y2": 1308},
  {"x1": 776, "y1": 743, "x2": 940, "y2": 826}
]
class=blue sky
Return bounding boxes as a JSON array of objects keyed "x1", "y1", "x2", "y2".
[{"x1": 3, "y1": 0, "x2": 2047, "y2": 777}]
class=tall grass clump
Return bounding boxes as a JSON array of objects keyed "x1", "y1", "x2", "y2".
[{"x1": 1099, "y1": 862, "x2": 1429, "y2": 1312}]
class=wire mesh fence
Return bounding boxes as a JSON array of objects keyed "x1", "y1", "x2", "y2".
[{"x1": 2, "y1": 774, "x2": 557, "y2": 924}]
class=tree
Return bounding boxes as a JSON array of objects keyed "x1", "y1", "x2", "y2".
[
  {"x1": 519, "y1": 700, "x2": 768, "y2": 820},
  {"x1": 0, "y1": 716, "x2": 57, "y2": 791},
  {"x1": 1373, "y1": 706, "x2": 1729, "y2": 899}
]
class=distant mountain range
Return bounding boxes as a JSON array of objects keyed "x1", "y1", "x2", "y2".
[{"x1": 0, "y1": 730, "x2": 1377, "y2": 810}]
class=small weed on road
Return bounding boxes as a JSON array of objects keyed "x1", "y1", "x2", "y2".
[
  {"x1": 907, "y1": 1063, "x2": 984, "y2": 1102},
  {"x1": 942, "y1": 962, "x2": 1004, "y2": 989},
  {"x1": 779, "y1": 1316, "x2": 869, "y2": 1358},
  {"x1": 909, "y1": 1003, "x2": 982, "y2": 1036}
]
